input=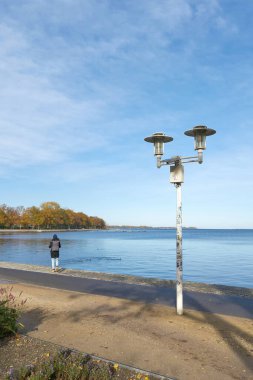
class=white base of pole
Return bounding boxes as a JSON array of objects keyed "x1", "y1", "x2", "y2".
[{"x1": 176, "y1": 282, "x2": 183, "y2": 315}]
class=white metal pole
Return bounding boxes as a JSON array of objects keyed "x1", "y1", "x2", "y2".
[{"x1": 176, "y1": 183, "x2": 183, "y2": 315}]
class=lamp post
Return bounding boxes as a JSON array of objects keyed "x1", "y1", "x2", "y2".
[{"x1": 144, "y1": 126, "x2": 216, "y2": 315}]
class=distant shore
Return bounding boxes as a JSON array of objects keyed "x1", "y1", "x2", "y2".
[
  {"x1": 0, "y1": 226, "x2": 197, "y2": 233},
  {"x1": 0, "y1": 228, "x2": 100, "y2": 233},
  {"x1": 108, "y1": 225, "x2": 197, "y2": 229}
]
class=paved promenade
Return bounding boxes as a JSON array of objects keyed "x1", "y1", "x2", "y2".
[{"x1": 0, "y1": 266, "x2": 252, "y2": 319}]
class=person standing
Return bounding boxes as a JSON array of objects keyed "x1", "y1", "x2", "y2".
[{"x1": 49, "y1": 234, "x2": 61, "y2": 272}]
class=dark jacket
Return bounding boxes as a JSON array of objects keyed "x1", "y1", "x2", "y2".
[{"x1": 49, "y1": 237, "x2": 61, "y2": 258}]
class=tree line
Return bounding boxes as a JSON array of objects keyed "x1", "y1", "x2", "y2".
[{"x1": 0, "y1": 202, "x2": 106, "y2": 230}]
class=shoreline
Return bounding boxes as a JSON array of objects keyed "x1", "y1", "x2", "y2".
[
  {"x1": 0, "y1": 261, "x2": 252, "y2": 299},
  {"x1": 1, "y1": 228, "x2": 253, "y2": 233}
]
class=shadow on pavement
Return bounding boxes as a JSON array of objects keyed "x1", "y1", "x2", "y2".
[
  {"x1": 184, "y1": 292, "x2": 253, "y2": 373},
  {"x1": 66, "y1": 295, "x2": 159, "y2": 324},
  {"x1": 20, "y1": 307, "x2": 48, "y2": 334}
]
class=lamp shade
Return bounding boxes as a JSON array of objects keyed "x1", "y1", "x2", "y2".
[
  {"x1": 144, "y1": 132, "x2": 173, "y2": 156},
  {"x1": 184, "y1": 126, "x2": 216, "y2": 150}
]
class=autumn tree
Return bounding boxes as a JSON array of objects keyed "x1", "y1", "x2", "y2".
[
  {"x1": 16, "y1": 206, "x2": 25, "y2": 229},
  {"x1": 0, "y1": 202, "x2": 106, "y2": 230},
  {"x1": 40, "y1": 202, "x2": 61, "y2": 229},
  {"x1": 89, "y1": 216, "x2": 106, "y2": 229},
  {"x1": 64, "y1": 209, "x2": 76, "y2": 229},
  {"x1": 0, "y1": 205, "x2": 20, "y2": 228},
  {"x1": 0, "y1": 205, "x2": 8, "y2": 228},
  {"x1": 21, "y1": 206, "x2": 42, "y2": 229}
]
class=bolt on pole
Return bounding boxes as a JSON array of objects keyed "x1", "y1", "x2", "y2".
[{"x1": 176, "y1": 183, "x2": 183, "y2": 315}]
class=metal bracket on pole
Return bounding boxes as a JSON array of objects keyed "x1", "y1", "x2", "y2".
[
  {"x1": 161, "y1": 150, "x2": 204, "y2": 166},
  {"x1": 170, "y1": 162, "x2": 184, "y2": 184}
]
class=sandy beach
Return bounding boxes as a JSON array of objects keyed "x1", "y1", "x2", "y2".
[{"x1": 0, "y1": 264, "x2": 252, "y2": 379}]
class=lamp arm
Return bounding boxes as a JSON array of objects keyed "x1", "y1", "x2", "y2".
[
  {"x1": 180, "y1": 150, "x2": 203, "y2": 164},
  {"x1": 159, "y1": 151, "x2": 204, "y2": 167}
]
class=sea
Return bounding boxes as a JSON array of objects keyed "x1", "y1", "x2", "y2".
[{"x1": 0, "y1": 229, "x2": 252, "y2": 289}]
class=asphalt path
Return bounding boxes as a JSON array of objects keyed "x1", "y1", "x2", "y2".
[{"x1": 0, "y1": 267, "x2": 252, "y2": 319}]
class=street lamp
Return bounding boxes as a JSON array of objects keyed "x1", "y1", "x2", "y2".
[{"x1": 144, "y1": 125, "x2": 216, "y2": 315}]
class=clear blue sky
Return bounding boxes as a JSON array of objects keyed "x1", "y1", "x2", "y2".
[{"x1": 0, "y1": 0, "x2": 252, "y2": 228}]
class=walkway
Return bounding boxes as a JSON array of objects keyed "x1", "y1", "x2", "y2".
[{"x1": 0, "y1": 267, "x2": 252, "y2": 319}]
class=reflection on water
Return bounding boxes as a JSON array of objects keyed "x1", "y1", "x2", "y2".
[
  {"x1": 63, "y1": 256, "x2": 122, "y2": 264},
  {"x1": 0, "y1": 229, "x2": 252, "y2": 288}
]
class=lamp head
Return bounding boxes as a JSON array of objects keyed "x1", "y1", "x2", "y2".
[
  {"x1": 144, "y1": 132, "x2": 173, "y2": 156},
  {"x1": 184, "y1": 125, "x2": 216, "y2": 150}
]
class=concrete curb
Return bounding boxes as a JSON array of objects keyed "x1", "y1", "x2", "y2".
[{"x1": 22, "y1": 334, "x2": 175, "y2": 380}]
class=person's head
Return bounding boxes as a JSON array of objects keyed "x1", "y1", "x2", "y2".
[{"x1": 53, "y1": 234, "x2": 58, "y2": 240}]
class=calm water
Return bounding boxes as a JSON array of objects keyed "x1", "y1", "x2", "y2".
[{"x1": 0, "y1": 229, "x2": 252, "y2": 288}]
